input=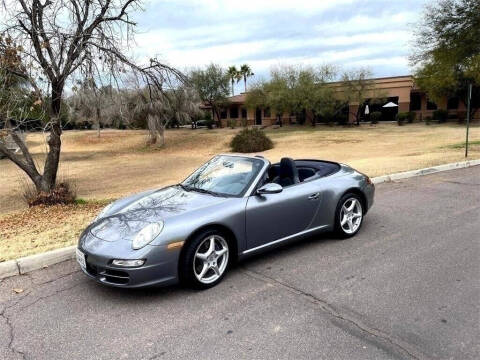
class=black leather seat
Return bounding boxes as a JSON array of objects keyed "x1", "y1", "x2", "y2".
[{"x1": 273, "y1": 157, "x2": 300, "y2": 186}]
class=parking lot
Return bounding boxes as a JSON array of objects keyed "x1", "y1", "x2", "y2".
[{"x1": 1, "y1": 166, "x2": 479, "y2": 360}]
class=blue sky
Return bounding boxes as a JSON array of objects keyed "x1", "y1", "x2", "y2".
[{"x1": 134, "y1": 0, "x2": 426, "y2": 87}]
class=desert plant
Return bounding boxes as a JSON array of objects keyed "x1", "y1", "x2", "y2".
[
  {"x1": 407, "y1": 112, "x2": 417, "y2": 123},
  {"x1": 433, "y1": 109, "x2": 448, "y2": 123},
  {"x1": 396, "y1": 112, "x2": 409, "y2": 126},
  {"x1": 457, "y1": 111, "x2": 467, "y2": 123},
  {"x1": 227, "y1": 119, "x2": 237, "y2": 129},
  {"x1": 230, "y1": 128, "x2": 273, "y2": 153},
  {"x1": 370, "y1": 111, "x2": 382, "y2": 124}
]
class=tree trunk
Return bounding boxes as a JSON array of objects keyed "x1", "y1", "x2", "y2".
[
  {"x1": 96, "y1": 106, "x2": 101, "y2": 138},
  {"x1": 147, "y1": 114, "x2": 158, "y2": 144},
  {"x1": 40, "y1": 85, "x2": 63, "y2": 192},
  {"x1": 356, "y1": 105, "x2": 361, "y2": 126},
  {"x1": 244, "y1": 77, "x2": 247, "y2": 92}
]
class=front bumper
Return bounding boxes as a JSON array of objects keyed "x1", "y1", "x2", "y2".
[{"x1": 77, "y1": 243, "x2": 180, "y2": 288}]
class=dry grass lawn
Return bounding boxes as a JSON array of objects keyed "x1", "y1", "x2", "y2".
[{"x1": 0, "y1": 122, "x2": 479, "y2": 261}]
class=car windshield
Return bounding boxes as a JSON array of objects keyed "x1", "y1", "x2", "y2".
[{"x1": 181, "y1": 155, "x2": 265, "y2": 197}]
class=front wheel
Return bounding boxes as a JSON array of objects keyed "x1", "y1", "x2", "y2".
[
  {"x1": 334, "y1": 193, "x2": 364, "y2": 238},
  {"x1": 179, "y1": 230, "x2": 230, "y2": 289}
]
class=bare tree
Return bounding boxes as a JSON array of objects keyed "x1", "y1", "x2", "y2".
[{"x1": 0, "y1": 0, "x2": 181, "y2": 199}]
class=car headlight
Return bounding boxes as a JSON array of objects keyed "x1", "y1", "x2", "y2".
[
  {"x1": 132, "y1": 222, "x2": 164, "y2": 250},
  {"x1": 93, "y1": 203, "x2": 114, "y2": 222}
]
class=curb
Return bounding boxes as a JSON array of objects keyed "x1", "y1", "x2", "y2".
[
  {"x1": 0, "y1": 246, "x2": 76, "y2": 280},
  {"x1": 1, "y1": 159, "x2": 479, "y2": 281},
  {"x1": 371, "y1": 159, "x2": 480, "y2": 185}
]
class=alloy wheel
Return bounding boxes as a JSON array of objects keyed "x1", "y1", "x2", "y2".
[
  {"x1": 340, "y1": 197, "x2": 363, "y2": 234},
  {"x1": 193, "y1": 235, "x2": 229, "y2": 284}
]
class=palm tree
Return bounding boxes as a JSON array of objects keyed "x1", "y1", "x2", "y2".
[
  {"x1": 240, "y1": 64, "x2": 254, "y2": 92},
  {"x1": 227, "y1": 66, "x2": 240, "y2": 96}
]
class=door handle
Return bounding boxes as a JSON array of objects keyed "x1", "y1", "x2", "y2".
[{"x1": 308, "y1": 193, "x2": 320, "y2": 200}]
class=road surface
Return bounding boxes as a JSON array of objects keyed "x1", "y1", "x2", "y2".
[{"x1": 1, "y1": 166, "x2": 479, "y2": 360}]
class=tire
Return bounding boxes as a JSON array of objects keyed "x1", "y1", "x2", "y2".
[
  {"x1": 334, "y1": 193, "x2": 364, "y2": 238},
  {"x1": 179, "y1": 229, "x2": 230, "y2": 290}
]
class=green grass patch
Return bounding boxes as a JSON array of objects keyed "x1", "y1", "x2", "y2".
[{"x1": 445, "y1": 140, "x2": 480, "y2": 149}]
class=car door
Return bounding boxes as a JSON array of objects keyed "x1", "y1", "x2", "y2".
[{"x1": 245, "y1": 181, "x2": 322, "y2": 251}]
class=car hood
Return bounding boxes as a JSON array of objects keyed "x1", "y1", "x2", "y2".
[{"x1": 88, "y1": 186, "x2": 230, "y2": 242}]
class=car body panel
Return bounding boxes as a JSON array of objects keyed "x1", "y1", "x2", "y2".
[{"x1": 77, "y1": 154, "x2": 374, "y2": 288}]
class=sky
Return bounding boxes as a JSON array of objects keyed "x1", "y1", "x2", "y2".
[{"x1": 133, "y1": 0, "x2": 428, "y2": 90}]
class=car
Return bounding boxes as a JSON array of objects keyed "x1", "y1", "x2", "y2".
[{"x1": 77, "y1": 154, "x2": 375, "y2": 289}]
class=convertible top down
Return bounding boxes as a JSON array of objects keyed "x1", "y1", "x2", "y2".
[{"x1": 77, "y1": 154, "x2": 374, "y2": 289}]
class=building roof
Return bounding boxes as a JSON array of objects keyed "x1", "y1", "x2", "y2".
[{"x1": 227, "y1": 93, "x2": 247, "y2": 104}]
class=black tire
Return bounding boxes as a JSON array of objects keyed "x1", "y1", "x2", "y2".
[
  {"x1": 334, "y1": 193, "x2": 364, "y2": 239},
  {"x1": 179, "y1": 229, "x2": 230, "y2": 290}
]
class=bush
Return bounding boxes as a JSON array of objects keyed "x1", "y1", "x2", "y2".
[
  {"x1": 433, "y1": 109, "x2": 448, "y2": 123},
  {"x1": 370, "y1": 111, "x2": 382, "y2": 124},
  {"x1": 227, "y1": 119, "x2": 237, "y2": 129},
  {"x1": 457, "y1": 111, "x2": 467, "y2": 123},
  {"x1": 205, "y1": 118, "x2": 214, "y2": 129},
  {"x1": 396, "y1": 112, "x2": 409, "y2": 126},
  {"x1": 230, "y1": 128, "x2": 273, "y2": 153},
  {"x1": 407, "y1": 112, "x2": 416, "y2": 123}
]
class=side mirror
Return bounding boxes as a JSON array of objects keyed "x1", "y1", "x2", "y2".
[{"x1": 257, "y1": 183, "x2": 283, "y2": 195}]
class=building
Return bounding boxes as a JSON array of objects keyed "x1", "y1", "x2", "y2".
[{"x1": 207, "y1": 75, "x2": 477, "y2": 127}]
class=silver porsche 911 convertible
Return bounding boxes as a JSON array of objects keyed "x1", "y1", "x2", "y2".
[{"x1": 77, "y1": 154, "x2": 374, "y2": 289}]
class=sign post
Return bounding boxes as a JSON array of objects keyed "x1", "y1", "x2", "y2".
[{"x1": 465, "y1": 83, "x2": 472, "y2": 158}]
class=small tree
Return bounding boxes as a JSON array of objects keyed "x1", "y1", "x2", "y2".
[
  {"x1": 340, "y1": 69, "x2": 375, "y2": 126},
  {"x1": 0, "y1": 0, "x2": 181, "y2": 199},
  {"x1": 411, "y1": 0, "x2": 480, "y2": 119},
  {"x1": 190, "y1": 64, "x2": 230, "y2": 127},
  {"x1": 245, "y1": 65, "x2": 337, "y2": 126}
]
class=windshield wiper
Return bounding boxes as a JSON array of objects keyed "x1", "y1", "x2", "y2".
[
  {"x1": 188, "y1": 187, "x2": 222, "y2": 197},
  {"x1": 177, "y1": 183, "x2": 191, "y2": 192}
]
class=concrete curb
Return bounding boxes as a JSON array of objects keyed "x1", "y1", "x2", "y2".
[
  {"x1": 1, "y1": 159, "x2": 479, "y2": 281},
  {"x1": 371, "y1": 159, "x2": 480, "y2": 185},
  {"x1": 1, "y1": 246, "x2": 76, "y2": 280}
]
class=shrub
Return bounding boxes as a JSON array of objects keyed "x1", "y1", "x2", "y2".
[
  {"x1": 457, "y1": 111, "x2": 467, "y2": 123},
  {"x1": 230, "y1": 128, "x2": 273, "y2": 153},
  {"x1": 227, "y1": 119, "x2": 237, "y2": 129},
  {"x1": 396, "y1": 112, "x2": 409, "y2": 126},
  {"x1": 407, "y1": 112, "x2": 417, "y2": 123},
  {"x1": 433, "y1": 109, "x2": 448, "y2": 123},
  {"x1": 370, "y1": 111, "x2": 382, "y2": 124},
  {"x1": 205, "y1": 118, "x2": 214, "y2": 129}
]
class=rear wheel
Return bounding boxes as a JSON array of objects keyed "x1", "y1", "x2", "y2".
[
  {"x1": 334, "y1": 193, "x2": 364, "y2": 238},
  {"x1": 180, "y1": 230, "x2": 230, "y2": 289}
]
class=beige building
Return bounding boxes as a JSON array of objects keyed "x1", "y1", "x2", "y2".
[{"x1": 207, "y1": 75, "x2": 477, "y2": 127}]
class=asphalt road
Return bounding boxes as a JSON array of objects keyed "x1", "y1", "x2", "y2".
[{"x1": 1, "y1": 167, "x2": 479, "y2": 360}]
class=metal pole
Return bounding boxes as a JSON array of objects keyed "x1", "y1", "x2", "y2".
[{"x1": 465, "y1": 83, "x2": 472, "y2": 158}]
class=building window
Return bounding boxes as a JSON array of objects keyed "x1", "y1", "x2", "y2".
[
  {"x1": 241, "y1": 108, "x2": 247, "y2": 118},
  {"x1": 426, "y1": 98, "x2": 437, "y2": 110},
  {"x1": 447, "y1": 97, "x2": 459, "y2": 110},
  {"x1": 410, "y1": 93, "x2": 421, "y2": 111},
  {"x1": 264, "y1": 107, "x2": 271, "y2": 118},
  {"x1": 220, "y1": 109, "x2": 227, "y2": 119},
  {"x1": 230, "y1": 106, "x2": 239, "y2": 119}
]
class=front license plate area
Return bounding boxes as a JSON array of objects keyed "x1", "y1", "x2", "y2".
[{"x1": 76, "y1": 248, "x2": 86, "y2": 269}]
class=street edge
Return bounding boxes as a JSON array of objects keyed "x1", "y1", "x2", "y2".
[
  {"x1": 1, "y1": 158, "x2": 479, "y2": 281},
  {"x1": 371, "y1": 158, "x2": 480, "y2": 184}
]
